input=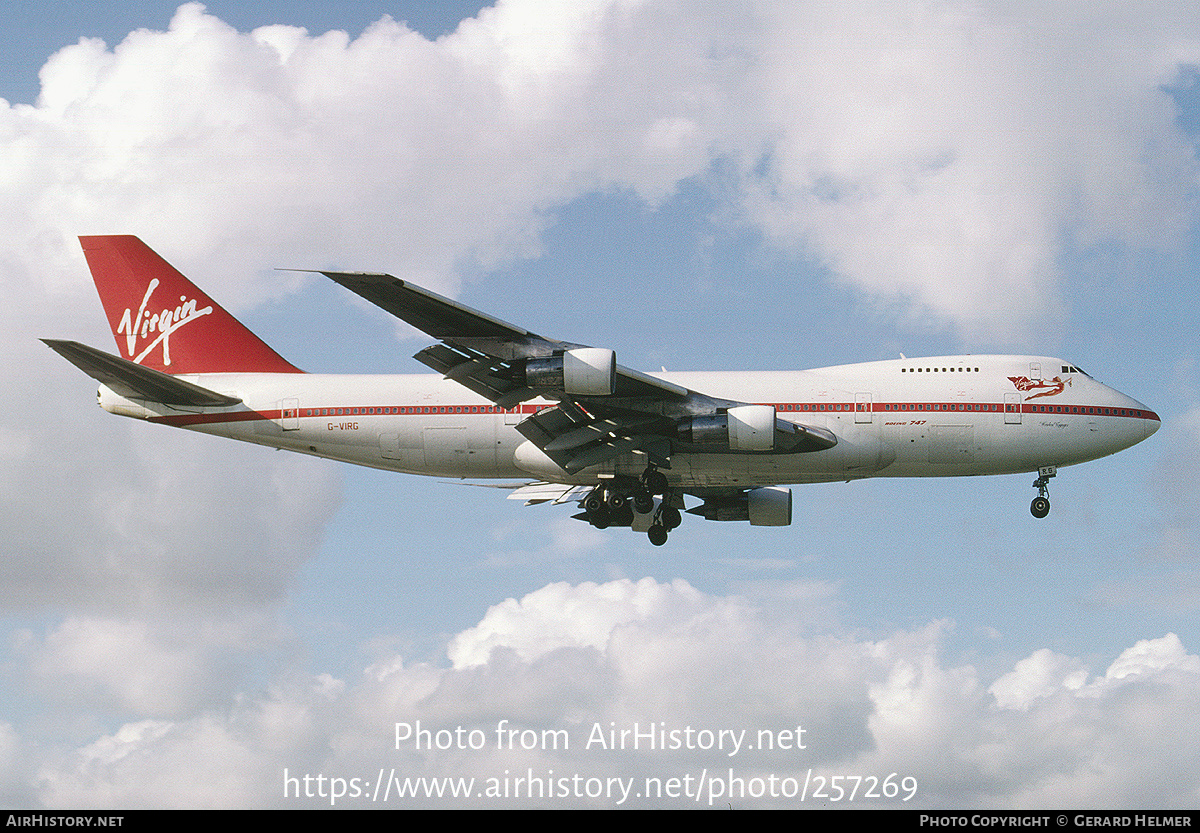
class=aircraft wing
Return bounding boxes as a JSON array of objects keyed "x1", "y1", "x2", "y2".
[
  {"x1": 42, "y1": 339, "x2": 242, "y2": 407},
  {"x1": 320, "y1": 271, "x2": 835, "y2": 473},
  {"x1": 320, "y1": 272, "x2": 690, "y2": 405}
]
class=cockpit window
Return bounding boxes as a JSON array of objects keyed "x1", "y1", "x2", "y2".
[{"x1": 1061, "y1": 365, "x2": 1088, "y2": 376}]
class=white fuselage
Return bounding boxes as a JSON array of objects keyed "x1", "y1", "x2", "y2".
[{"x1": 99, "y1": 354, "x2": 1159, "y2": 490}]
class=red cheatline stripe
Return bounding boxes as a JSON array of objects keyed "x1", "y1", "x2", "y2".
[
  {"x1": 148, "y1": 402, "x2": 1160, "y2": 426},
  {"x1": 150, "y1": 410, "x2": 282, "y2": 426}
]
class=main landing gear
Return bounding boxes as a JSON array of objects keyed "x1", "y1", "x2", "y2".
[
  {"x1": 1030, "y1": 465, "x2": 1056, "y2": 519},
  {"x1": 580, "y1": 465, "x2": 680, "y2": 545}
]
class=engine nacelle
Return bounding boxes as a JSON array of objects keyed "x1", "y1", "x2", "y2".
[
  {"x1": 727, "y1": 405, "x2": 775, "y2": 451},
  {"x1": 748, "y1": 486, "x2": 792, "y2": 526},
  {"x1": 687, "y1": 487, "x2": 793, "y2": 525},
  {"x1": 525, "y1": 348, "x2": 616, "y2": 396},
  {"x1": 681, "y1": 405, "x2": 777, "y2": 451}
]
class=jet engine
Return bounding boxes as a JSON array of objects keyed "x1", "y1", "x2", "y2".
[
  {"x1": 687, "y1": 487, "x2": 793, "y2": 526},
  {"x1": 525, "y1": 348, "x2": 616, "y2": 395},
  {"x1": 681, "y1": 404, "x2": 777, "y2": 451},
  {"x1": 749, "y1": 486, "x2": 792, "y2": 526}
]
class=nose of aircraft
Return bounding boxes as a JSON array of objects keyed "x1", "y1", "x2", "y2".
[
  {"x1": 1117, "y1": 389, "x2": 1160, "y2": 442},
  {"x1": 1096, "y1": 379, "x2": 1160, "y2": 447},
  {"x1": 1143, "y1": 408, "x2": 1162, "y2": 440}
]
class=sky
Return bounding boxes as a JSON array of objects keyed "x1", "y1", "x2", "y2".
[{"x1": 1, "y1": 0, "x2": 1199, "y2": 809}]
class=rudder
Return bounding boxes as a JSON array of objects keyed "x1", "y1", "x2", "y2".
[{"x1": 80, "y1": 235, "x2": 302, "y2": 375}]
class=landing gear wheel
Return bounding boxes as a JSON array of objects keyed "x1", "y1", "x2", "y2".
[
  {"x1": 647, "y1": 525, "x2": 669, "y2": 546},
  {"x1": 643, "y1": 467, "x2": 668, "y2": 496},
  {"x1": 583, "y1": 490, "x2": 605, "y2": 514},
  {"x1": 606, "y1": 491, "x2": 628, "y2": 510},
  {"x1": 582, "y1": 488, "x2": 612, "y2": 528},
  {"x1": 660, "y1": 506, "x2": 682, "y2": 530},
  {"x1": 1030, "y1": 466, "x2": 1055, "y2": 520},
  {"x1": 611, "y1": 503, "x2": 634, "y2": 528},
  {"x1": 632, "y1": 491, "x2": 654, "y2": 514}
]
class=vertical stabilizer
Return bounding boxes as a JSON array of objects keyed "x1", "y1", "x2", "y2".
[{"x1": 79, "y1": 235, "x2": 302, "y2": 374}]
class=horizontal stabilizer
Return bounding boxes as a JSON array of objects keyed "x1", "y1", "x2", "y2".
[{"x1": 42, "y1": 340, "x2": 242, "y2": 407}]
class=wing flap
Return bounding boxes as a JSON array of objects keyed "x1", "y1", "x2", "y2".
[
  {"x1": 542, "y1": 418, "x2": 627, "y2": 453},
  {"x1": 515, "y1": 400, "x2": 676, "y2": 473},
  {"x1": 506, "y1": 482, "x2": 592, "y2": 505},
  {"x1": 43, "y1": 340, "x2": 242, "y2": 407},
  {"x1": 412, "y1": 343, "x2": 530, "y2": 405},
  {"x1": 561, "y1": 435, "x2": 641, "y2": 472},
  {"x1": 515, "y1": 401, "x2": 592, "y2": 450}
]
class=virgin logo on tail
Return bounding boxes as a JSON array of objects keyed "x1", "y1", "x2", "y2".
[{"x1": 118, "y1": 278, "x2": 214, "y2": 367}]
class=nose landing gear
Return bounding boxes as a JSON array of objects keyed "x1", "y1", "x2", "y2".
[{"x1": 1030, "y1": 466, "x2": 1056, "y2": 518}]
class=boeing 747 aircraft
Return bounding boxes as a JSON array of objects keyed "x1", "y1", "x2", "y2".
[{"x1": 45, "y1": 236, "x2": 1160, "y2": 545}]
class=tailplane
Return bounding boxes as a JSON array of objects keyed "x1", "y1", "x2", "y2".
[
  {"x1": 79, "y1": 235, "x2": 302, "y2": 375},
  {"x1": 42, "y1": 339, "x2": 243, "y2": 406}
]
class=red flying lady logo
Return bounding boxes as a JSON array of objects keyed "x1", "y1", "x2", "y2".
[{"x1": 1007, "y1": 375, "x2": 1071, "y2": 400}]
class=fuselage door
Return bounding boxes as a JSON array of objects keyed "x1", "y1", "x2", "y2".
[
  {"x1": 278, "y1": 398, "x2": 300, "y2": 430},
  {"x1": 1004, "y1": 392, "x2": 1022, "y2": 424},
  {"x1": 855, "y1": 393, "x2": 873, "y2": 424}
]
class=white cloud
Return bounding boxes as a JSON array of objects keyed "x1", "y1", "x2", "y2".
[
  {"x1": 38, "y1": 716, "x2": 268, "y2": 809},
  {"x1": 6, "y1": 1, "x2": 1193, "y2": 336},
  {"x1": 446, "y1": 576, "x2": 706, "y2": 668},
  {"x1": 22, "y1": 613, "x2": 286, "y2": 717},
  {"x1": 990, "y1": 648, "x2": 1088, "y2": 710},
  {"x1": 729, "y1": 1, "x2": 1200, "y2": 339},
  {"x1": 0, "y1": 419, "x2": 342, "y2": 615},
  {"x1": 1102, "y1": 632, "x2": 1200, "y2": 682},
  {"x1": 25, "y1": 578, "x2": 1200, "y2": 808},
  {"x1": 0, "y1": 722, "x2": 28, "y2": 807},
  {"x1": 3, "y1": 0, "x2": 1199, "y2": 811}
]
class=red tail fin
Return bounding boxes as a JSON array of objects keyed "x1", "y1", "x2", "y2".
[{"x1": 80, "y1": 236, "x2": 302, "y2": 375}]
